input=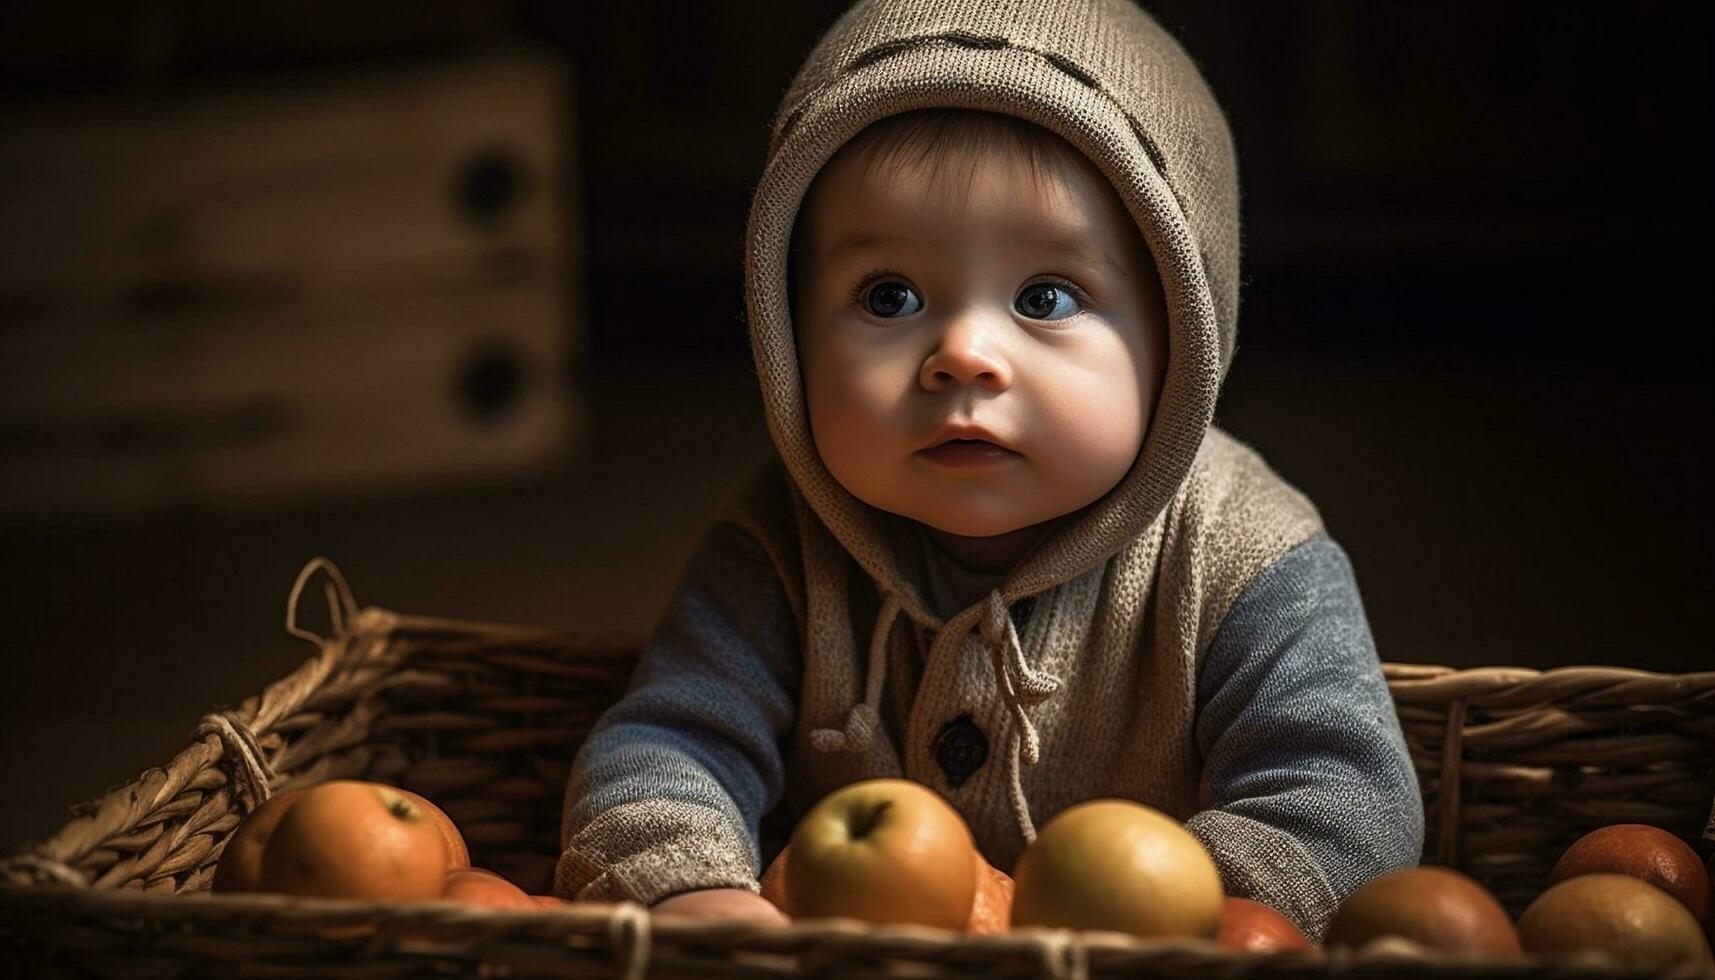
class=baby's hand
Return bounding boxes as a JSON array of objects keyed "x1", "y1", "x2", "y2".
[{"x1": 651, "y1": 887, "x2": 788, "y2": 924}]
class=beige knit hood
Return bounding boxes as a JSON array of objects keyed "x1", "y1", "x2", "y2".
[{"x1": 738, "y1": 0, "x2": 1287, "y2": 865}]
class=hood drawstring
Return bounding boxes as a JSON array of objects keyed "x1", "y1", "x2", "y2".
[
  {"x1": 978, "y1": 589, "x2": 1061, "y2": 844},
  {"x1": 809, "y1": 590, "x2": 902, "y2": 754},
  {"x1": 807, "y1": 586, "x2": 1061, "y2": 845}
]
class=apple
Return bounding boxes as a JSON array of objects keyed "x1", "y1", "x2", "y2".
[
  {"x1": 211, "y1": 788, "x2": 305, "y2": 893},
  {"x1": 1548, "y1": 824, "x2": 1709, "y2": 926},
  {"x1": 762, "y1": 834, "x2": 1012, "y2": 933},
  {"x1": 1326, "y1": 866, "x2": 1520, "y2": 959},
  {"x1": 1217, "y1": 897, "x2": 1314, "y2": 954},
  {"x1": 759, "y1": 845, "x2": 790, "y2": 910},
  {"x1": 1520, "y1": 874, "x2": 1712, "y2": 970},
  {"x1": 259, "y1": 780, "x2": 448, "y2": 901},
  {"x1": 783, "y1": 778, "x2": 978, "y2": 929},
  {"x1": 443, "y1": 867, "x2": 536, "y2": 909},
  {"x1": 1011, "y1": 799, "x2": 1223, "y2": 938}
]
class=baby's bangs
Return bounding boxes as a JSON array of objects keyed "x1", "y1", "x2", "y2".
[{"x1": 845, "y1": 109, "x2": 1073, "y2": 204}]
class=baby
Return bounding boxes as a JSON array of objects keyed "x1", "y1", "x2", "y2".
[{"x1": 556, "y1": 0, "x2": 1423, "y2": 940}]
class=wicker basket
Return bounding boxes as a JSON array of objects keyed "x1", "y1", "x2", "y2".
[{"x1": 2, "y1": 558, "x2": 1711, "y2": 979}]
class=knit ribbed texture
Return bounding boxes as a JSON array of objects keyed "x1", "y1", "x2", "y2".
[
  {"x1": 1187, "y1": 533, "x2": 1425, "y2": 940},
  {"x1": 556, "y1": 0, "x2": 1424, "y2": 939}
]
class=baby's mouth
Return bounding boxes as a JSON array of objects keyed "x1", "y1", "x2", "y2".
[{"x1": 916, "y1": 438, "x2": 1021, "y2": 465}]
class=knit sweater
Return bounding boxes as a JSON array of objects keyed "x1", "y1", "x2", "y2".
[{"x1": 556, "y1": 0, "x2": 1423, "y2": 940}]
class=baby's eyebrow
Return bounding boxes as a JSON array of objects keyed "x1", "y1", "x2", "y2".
[
  {"x1": 821, "y1": 231, "x2": 1123, "y2": 278},
  {"x1": 1025, "y1": 236, "x2": 1126, "y2": 278},
  {"x1": 819, "y1": 231, "x2": 899, "y2": 268}
]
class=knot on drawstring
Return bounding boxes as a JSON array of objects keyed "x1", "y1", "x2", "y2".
[
  {"x1": 809, "y1": 590, "x2": 903, "y2": 755},
  {"x1": 979, "y1": 591, "x2": 1059, "y2": 766},
  {"x1": 978, "y1": 589, "x2": 1061, "y2": 845}
]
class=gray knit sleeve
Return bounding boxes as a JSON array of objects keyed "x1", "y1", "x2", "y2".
[
  {"x1": 554, "y1": 519, "x2": 801, "y2": 905},
  {"x1": 1185, "y1": 532, "x2": 1424, "y2": 942}
]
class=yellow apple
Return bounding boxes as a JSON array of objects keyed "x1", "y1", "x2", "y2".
[
  {"x1": 1011, "y1": 799, "x2": 1222, "y2": 938},
  {"x1": 784, "y1": 778, "x2": 978, "y2": 929},
  {"x1": 1519, "y1": 874, "x2": 1712, "y2": 970},
  {"x1": 763, "y1": 836, "x2": 1014, "y2": 933}
]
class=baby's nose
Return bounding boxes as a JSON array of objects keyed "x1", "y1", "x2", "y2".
[{"x1": 920, "y1": 314, "x2": 1013, "y2": 390}]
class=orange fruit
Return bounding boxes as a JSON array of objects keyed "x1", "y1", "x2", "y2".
[
  {"x1": 393, "y1": 787, "x2": 470, "y2": 871},
  {"x1": 212, "y1": 788, "x2": 305, "y2": 893},
  {"x1": 443, "y1": 867, "x2": 536, "y2": 909},
  {"x1": 259, "y1": 780, "x2": 448, "y2": 901}
]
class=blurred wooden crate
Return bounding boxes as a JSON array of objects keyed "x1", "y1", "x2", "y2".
[{"x1": 0, "y1": 51, "x2": 580, "y2": 515}]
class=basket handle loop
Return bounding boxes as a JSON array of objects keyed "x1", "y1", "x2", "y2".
[
  {"x1": 285, "y1": 557, "x2": 358, "y2": 647},
  {"x1": 196, "y1": 711, "x2": 277, "y2": 813},
  {"x1": 605, "y1": 901, "x2": 652, "y2": 980},
  {"x1": 1434, "y1": 697, "x2": 1468, "y2": 867}
]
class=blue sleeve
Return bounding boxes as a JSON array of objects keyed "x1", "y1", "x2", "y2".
[
  {"x1": 1184, "y1": 532, "x2": 1424, "y2": 941},
  {"x1": 555, "y1": 520, "x2": 802, "y2": 905}
]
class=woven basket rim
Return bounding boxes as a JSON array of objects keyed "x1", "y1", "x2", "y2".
[{"x1": 5, "y1": 882, "x2": 1702, "y2": 979}]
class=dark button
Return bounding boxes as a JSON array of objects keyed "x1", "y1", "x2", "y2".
[{"x1": 934, "y1": 714, "x2": 988, "y2": 787}]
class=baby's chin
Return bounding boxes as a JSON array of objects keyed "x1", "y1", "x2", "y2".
[
  {"x1": 912, "y1": 513, "x2": 1039, "y2": 539},
  {"x1": 887, "y1": 499, "x2": 1068, "y2": 540},
  {"x1": 830, "y1": 471, "x2": 1086, "y2": 538}
]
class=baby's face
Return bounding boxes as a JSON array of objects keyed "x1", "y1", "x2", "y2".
[{"x1": 794, "y1": 134, "x2": 1168, "y2": 539}]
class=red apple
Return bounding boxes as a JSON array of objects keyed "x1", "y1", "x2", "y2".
[
  {"x1": 1217, "y1": 897, "x2": 1314, "y2": 953},
  {"x1": 783, "y1": 778, "x2": 978, "y2": 929},
  {"x1": 1326, "y1": 866, "x2": 1520, "y2": 959}
]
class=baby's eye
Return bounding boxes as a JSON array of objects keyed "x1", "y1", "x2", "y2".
[
  {"x1": 1015, "y1": 281, "x2": 1081, "y2": 321},
  {"x1": 860, "y1": 280, "x2": 923, "y2": 318}
]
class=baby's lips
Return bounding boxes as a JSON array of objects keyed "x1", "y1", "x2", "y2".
[{"x1": 921, "y1": 422, "x2": 1013, "y2": 451}]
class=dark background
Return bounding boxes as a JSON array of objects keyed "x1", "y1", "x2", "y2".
[{"x1": 1, "y1": 2, "x2": 1709, "y2": 856}]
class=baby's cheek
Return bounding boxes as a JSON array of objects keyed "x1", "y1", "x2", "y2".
[{"x1": 1032, "y1": 371, "x2": 1144, "y2": 490}]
